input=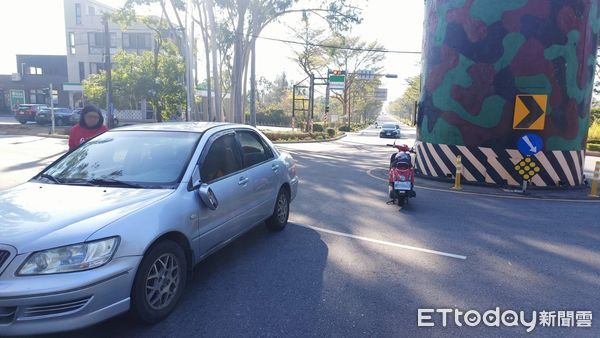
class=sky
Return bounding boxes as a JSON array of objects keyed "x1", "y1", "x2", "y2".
[{"x1": 0, "y1": 0, "x2": 425, "y2": 104}]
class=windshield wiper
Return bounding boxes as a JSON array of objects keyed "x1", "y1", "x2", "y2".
[
  {"x1": 38, "y1": 173, "x2": 62, "y2": 184},
  {"x1": 88, "y1": 178, "x2": 144, "y2": 188}
]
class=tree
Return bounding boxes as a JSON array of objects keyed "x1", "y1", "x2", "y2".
[
  {"x1": 326, "y1": 34, "x2": 385, "y2": 126},
  {"x1": 82, "y1": 73, "x2": 107, "y2": 108},
  {"x1": 83, "y1": 41, "x2": 186, "y2": 121},
  {"x1": 388, "y1": 75, "x2": 421, "y2": 122},
  {"x1": 291, "y1": 12, "x2": 328, "y2": 78},
  {"x1": 214, "y1": 0, "x2": 363, "y2": 124}
]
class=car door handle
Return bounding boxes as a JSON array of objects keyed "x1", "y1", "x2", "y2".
[
  {"x1": 271, "y1": 164, "x2": 280, "y2": 172},
  {"x1": 238, "y1": 177, "x2": 249, "y2": 186}
]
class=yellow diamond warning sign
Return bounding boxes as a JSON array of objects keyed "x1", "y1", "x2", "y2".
[{"x1": 513, "y1": 95, "x2": 548, "y2": 130}]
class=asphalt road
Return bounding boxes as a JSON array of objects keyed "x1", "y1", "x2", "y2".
[{"x1": 0, "y1": 120, "x2": 599, "y2": 337}]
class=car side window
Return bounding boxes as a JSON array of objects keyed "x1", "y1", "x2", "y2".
[
  {"x1": 238, "y1": 131, "x2": 273, "y2": 168},
  {"x1": 200, "y1": 133, "x2": 243, "y2": 183}
]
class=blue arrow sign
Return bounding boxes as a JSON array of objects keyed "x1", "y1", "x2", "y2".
[{"x1": 517, "y1": 133, "x2": 543, "y2": 156}]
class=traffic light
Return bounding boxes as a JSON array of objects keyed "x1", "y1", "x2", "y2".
[
  {"x1": 325, "y1": 106, "x2": 330, "y2": 113},
  {"x1": 331, "y1": 70, "x2": 346, "y2": 76}
]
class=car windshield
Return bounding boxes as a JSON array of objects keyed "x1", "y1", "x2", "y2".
[
  {"x1": 382, "y1": 123, "x2": 396, "y2": 129},
  {"x1": 39, "y1": 131, "x2": 200, "y2": 188}
]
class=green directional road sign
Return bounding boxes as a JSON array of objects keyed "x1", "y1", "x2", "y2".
[{"x1": 329, "y1": 74, "x2": 345, "y2": 90}]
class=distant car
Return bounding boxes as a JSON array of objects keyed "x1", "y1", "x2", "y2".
[
  {"x1": 14, "y1": 104, "x2": 48, "y2": 124},
  {"x1": 70, "y1": 108, "x2": 119, "y2": 127},
  {"x1": 379, "y1": 123, "x2": 401, "y2": 138},
  {"x1": 0, "y1": 123, "x2": 298, "y2": 335},
  {"x1": 35, "y1": 108, "x2": 74, "y2": 126}
]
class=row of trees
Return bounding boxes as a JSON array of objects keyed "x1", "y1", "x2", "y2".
[
  {"x1": 117, "y1": 0, "x2": 364, "y2": 124},
  {"x1": 83, "y1": 41, "x2": 186, "y2": 121},
  {"x1": 388, "y1": 75, "x2": 420, "y2": 122}
]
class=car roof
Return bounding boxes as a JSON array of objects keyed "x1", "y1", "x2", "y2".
[{"x1": 113, "y1": 122, "x2": 250, "y2": 134}]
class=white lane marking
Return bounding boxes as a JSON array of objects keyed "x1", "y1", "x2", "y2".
[{"x1": 294, "y1": 223, "x2": 467, "y2": 260}]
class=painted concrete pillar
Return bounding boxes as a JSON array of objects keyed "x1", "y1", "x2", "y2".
[{"x1": 417, "y1": 0, "x2": 600, "y2": 187}]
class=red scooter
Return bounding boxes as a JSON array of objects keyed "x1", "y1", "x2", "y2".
[{"x1": 387, "y1": 142, "x2": 416, "y2": 207}]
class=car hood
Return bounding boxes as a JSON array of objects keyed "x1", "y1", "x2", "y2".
[{"x1": 0, "y1": 182, "x2": 173, "y2": 253}]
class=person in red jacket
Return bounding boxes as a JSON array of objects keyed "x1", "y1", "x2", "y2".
[{"x1": 68, "y1": 104, "x2": 109, "y2": 150}]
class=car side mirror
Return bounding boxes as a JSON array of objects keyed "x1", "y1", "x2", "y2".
[{"x1": 198, "y1": 184, "x2": 219, "y2": 210}]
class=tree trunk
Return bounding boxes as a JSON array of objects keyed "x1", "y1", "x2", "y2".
[
  {"x1": 206, "y1": 0, "x2": 222, "y2": 121},
  {"x1": 197, "y1": 2, "x2": 212, "y2": 120},
  {"x1": 231, "y1": 2, "x2": 249, "y2": 124}
]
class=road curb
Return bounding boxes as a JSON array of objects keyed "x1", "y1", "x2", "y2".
[
  {"x1": 272, "y1": 133, "x2": 347, "y2": 144},
  {"x1": 366, "y1": 167, "x2": 600, "y2": 203},
  {"x1": 586, "y1": 150, "x2": 600, "y2": 157},
  {"x1": 36, "y1": 133, "x2": 69, "y2": 140}
]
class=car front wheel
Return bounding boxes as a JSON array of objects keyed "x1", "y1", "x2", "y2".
[
  {"x1": 266, "y1": 188, "x2": 290, "y2": 231},
  {"x1": 131, "y1": 240, "x2": 187, "y2": 324}
]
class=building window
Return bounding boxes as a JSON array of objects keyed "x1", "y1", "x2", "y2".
[
  {"x1": 89, "y1": 62, "x2": 106, "y2": 74},
  {"x1": 88, "y1": 6, "x2": 95, "y2": 16},
  {"x1": 69, "y1": 32, "x2": 76, "y2": 55},
  {"x1": 79, "y1": 62, "x2": 85, "y2": 82},
  {"x1": 28, "y1": 67, "x2": 43, "y2": 75},
  {"x1": 30, "y1": 89, "x2": 45, "y2": 104},
  {"x1": 88, "y1": 32, "x2": 117, "y2": 54},
  {"x1": 75, "y1": 3, "x2": 82, "y2": 24},
  {"x1": 123, "y1": 33, "x2": 152, "y2": 52}
]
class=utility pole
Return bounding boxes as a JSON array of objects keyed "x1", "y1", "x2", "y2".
[
  {"x1": 103, "y1": 15, "x2": 114, "y2": 129},
  {"x1": 324, "y1": 69, "x2": 330, "y2": 127},
  {"x1": 249, "y1": 39, "x2": 257, "y2": 126},
  {"x1": 49, "y1": 83, "x2": 55, "y2": 134},
  {"x1": 185, "y1": 0, "x2": 194, "y2": 121},
  {"x1": 308, "y1": 74, "x2": 314, "y2": 132}
]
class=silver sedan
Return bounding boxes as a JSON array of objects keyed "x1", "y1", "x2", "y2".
[{"x1": 0, "y1": 122, "x2": 299, "y2": 335}]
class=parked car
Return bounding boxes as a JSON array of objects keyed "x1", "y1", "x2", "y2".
[
  {"x1": 0, "y1": 122, "x2": 298, "y2": 335},
  {"x1": 35, "y1": 108, "x2": 74, "y2": 126},
  {"x1": 70, "y1": 108, "x2": 119, "y2": 127},
  {"x1": 379, "y1": 123, "x2": 401, "y2": 138},
  {"x1": 14, "y1": 104, "x2": 48, "y2": 124}
]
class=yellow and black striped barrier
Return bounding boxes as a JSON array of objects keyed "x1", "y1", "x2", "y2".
[{"x1": 589, "y1": 161, "x2": 600, "y2": 198}]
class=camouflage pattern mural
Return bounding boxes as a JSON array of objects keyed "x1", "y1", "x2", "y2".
[{"x1": 416, "y1": 0, "x2": 600, "y2": 187}]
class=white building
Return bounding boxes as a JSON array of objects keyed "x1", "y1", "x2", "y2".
[{"x1": 63, "y1": 0, "x2": 156, "y2": 108}]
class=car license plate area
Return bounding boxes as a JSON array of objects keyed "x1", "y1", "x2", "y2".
[{"x1": 394, "y1": 181, "x2": 412, "y2": 191}]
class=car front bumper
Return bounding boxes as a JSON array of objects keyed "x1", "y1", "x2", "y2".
[{"x1": 0, "y1": 255, "x2": 141, "y2": 336}]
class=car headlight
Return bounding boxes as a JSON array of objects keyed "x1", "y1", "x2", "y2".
[{"x1": 18, "y1": 237, "x2": 119, "y2": 275}]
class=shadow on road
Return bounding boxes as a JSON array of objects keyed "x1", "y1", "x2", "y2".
[{"x1": 38, "y1": 223, "x2": 328, "y2": 338}]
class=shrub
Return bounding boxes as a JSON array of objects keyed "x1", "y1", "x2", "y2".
[
  {"x1": 588, "y1": 143, "x2": 600, "y2": 152},
  {"x1": 591, "y1": 107, "x2": 600, "y2": 124},
  {"x1": 589, "y1": 122, "x2": 600, "y2": 141},
  {"x1": 326, "y1": 128, "x2": 336, "y2": 138},
  {"x1": 338, "y1": 125, "x2": 352, "y2": 132},
  {"x1": 312, "y1": 123, "x2": 325, "y2": 132}
]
